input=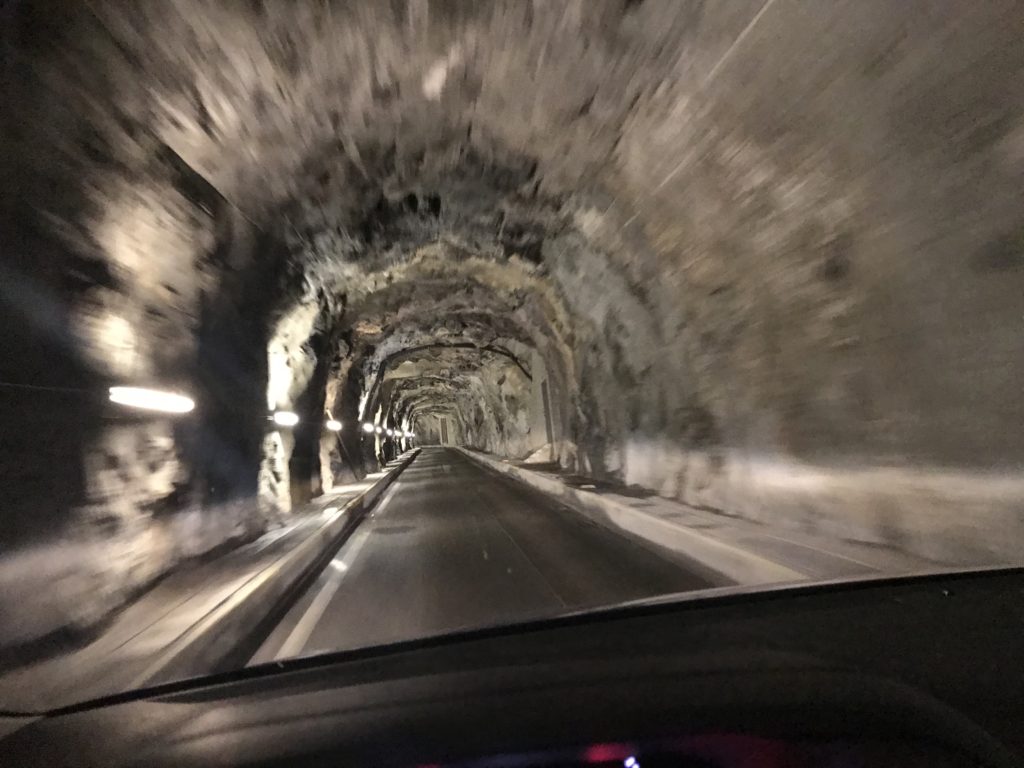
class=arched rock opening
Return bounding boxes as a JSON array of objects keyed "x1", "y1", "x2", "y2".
[{"x1": 4, "y1": 0, "x2": 1024, "y2": 644}]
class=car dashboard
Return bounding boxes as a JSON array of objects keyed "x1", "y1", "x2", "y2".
[
  {"x1": 432, "y1": 736, "x2": 968, "y2": 768},
  {"x1": 0, "y1": 569, "x2": 1021, "y2": 767}
]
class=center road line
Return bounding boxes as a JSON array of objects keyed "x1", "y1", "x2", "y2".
[
  {"x1": 273, "y1": 480, "x2": 404, "y2": 660},
  {"x1": 474, "y1": 485, "x2": 570, "y2": 609}
]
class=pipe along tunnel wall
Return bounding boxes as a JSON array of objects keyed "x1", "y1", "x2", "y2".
[{"x1": 2, "y1": 1, "x2": 1024, "y2": 649}]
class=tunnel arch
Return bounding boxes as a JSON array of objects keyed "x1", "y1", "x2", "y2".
[
  {"x1": 280, "y1": 248, "x2": 587, "y2": 498},
  {"x1": 4, "y1": 0, "x2": 1024, "y2": 640}
]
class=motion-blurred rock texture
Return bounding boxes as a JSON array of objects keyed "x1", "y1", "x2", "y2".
[{"x1": 2, "y1": 0, "x2": 1023, "y2": 649}]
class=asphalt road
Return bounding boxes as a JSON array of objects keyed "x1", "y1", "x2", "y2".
[{"x1": 252, "y1": 447, "x2": 713, "y2": 663}]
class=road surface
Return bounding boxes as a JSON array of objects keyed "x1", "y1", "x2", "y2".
[{"x1": 252, "y1": 447, "x2": 714, "y2": 663}]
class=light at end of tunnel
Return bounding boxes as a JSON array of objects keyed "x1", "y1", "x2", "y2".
[
  {"x1": 362, "y1": 422, "x2": 375, "y2": 434},
  {"x1": 108, "y1": 386, "x2": 195, "y2": 414},
  {"x1": 272, "y1": 411, "x2": 300, "y2": 427},
  {"x1": 325, "y1": 419, "x2": 342, "y2": 432},
  {"x1": 375, "y1": 426, "x2": 383, "y2": 434}
]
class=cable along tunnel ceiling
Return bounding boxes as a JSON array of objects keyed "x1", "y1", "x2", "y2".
[{"x1": 4, "y1": 0, "x2": 1024, "y2": 588}]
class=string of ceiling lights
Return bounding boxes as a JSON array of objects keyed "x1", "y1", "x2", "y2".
[
  {"x1": 102, "y1": 386, "x2": 414, "y2": 438},
  {"x1": 271, "y1": 410, "x2": 413, "y2": 438}
]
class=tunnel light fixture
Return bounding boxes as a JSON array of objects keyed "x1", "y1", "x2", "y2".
[
  {"x1": 272, "y1": 410, "x2": 299, "y2": 427},
  {"x1": 325, "y1": 419, "x2": 342, "y2": 432},
  {"x1": 375, "y1": 426, "x2": 383, "y2": 434},
  {"x1": 386, "y1": 428, "x2": 394, "y2": 437},
  {"x1": 109, "y1": 386, "x2": 195, "y2": 414},
  {"x1": 361, "y1": 422, "x2": 375, "y2": 434}
]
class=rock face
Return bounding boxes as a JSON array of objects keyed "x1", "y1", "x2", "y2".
[{"x1": 2, "y1": 1, "x2": 1024, "y2": 644}]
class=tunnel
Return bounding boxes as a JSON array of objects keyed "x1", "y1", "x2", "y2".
[{"x1": 2, "y1": 1, "x2": 1024, "y2": 657}]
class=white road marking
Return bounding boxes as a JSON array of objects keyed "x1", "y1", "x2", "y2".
[
  {"x1": 474, "y1": 484, "x2": 569, "y2": 608},
  {"x1": 274, "y1": 481, "x2": 403, "y2": 660},
  {"x1": 759, "y1": 532, "x2": 877, "y2": 569}
]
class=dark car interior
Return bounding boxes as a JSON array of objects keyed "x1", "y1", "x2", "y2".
[{"x1": 1, "y1": 568, "x2": 1021, "y2": 767}]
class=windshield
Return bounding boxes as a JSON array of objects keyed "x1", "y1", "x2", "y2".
[{"x1": 2, "y1": 1, "x2": 1022, "y2": 713}]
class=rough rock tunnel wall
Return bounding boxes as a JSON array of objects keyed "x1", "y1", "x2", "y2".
[{"x1": 3, "y1": 0, "x2": 1024, "y2": 647}]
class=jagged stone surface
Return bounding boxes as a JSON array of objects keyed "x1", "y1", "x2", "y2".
[{"x1": 3, "y1": 1, "x2": 1024, "y2": 644}]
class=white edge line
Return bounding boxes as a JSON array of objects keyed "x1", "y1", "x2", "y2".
[{"x1": 273, "y1": 480, "x2": 404, "y2": 660}]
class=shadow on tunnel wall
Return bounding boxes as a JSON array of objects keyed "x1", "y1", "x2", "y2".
[
  {"x1": 0, "y1": 245, "x2": 103, "y2": 548},
  {"x1": 0, "y1": 134, "x2": 126, "y2": 655}
]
